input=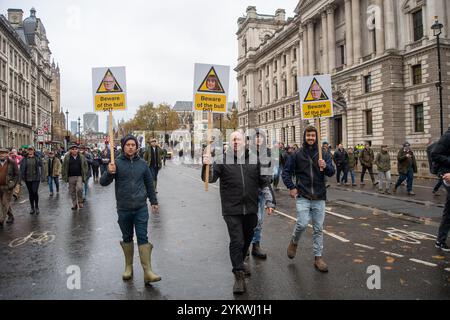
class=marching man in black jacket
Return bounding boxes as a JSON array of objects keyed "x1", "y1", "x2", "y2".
[
  {"x1": 431, "y1": 126, "x2": 450, "y2": 252},
  {"x1": 282, "y1": 125, "x2": 335, "y2": 272},
  {"x1": 202, "y1": 131, "x2": 275, "y2": 295}
]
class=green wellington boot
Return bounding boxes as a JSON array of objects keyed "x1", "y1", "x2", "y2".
[
  {"x1": 138, "y1": 243, "x2": 161, "y2": 285},
  {"x1": 120, "y1": 241, "x2": 134, "y2": 280}
]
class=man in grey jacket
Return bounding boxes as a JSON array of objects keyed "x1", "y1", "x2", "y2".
[{"x1": 100, "y1": 135, "x2": 161, "y2": 285}]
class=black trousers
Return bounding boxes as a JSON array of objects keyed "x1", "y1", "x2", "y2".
[
  {"x1": 336, "y1": 165, "x2": 348, "y2": 183},
  {"x1": 92, "y1": 165, "x2": 100, "y2": 179},
  {"x1": 361, "y1": 165, "x2": 375, "y2": 183},
  {"x1": 25, "y1": 181, "x2": 40, "y2": 209},
  {"x1": 223, "y1": 214, "x2": 258, "y2": 273},
  {"x1": 437, "y1": 186, "x2": 450, "y2": 244}
]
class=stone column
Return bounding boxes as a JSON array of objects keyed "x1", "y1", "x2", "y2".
[
  {"x1": 301, "y1": 25, "x2": 308, "y2": 76},
  {"x1": 327, "y1": 5, "x2": 336, "y2": 73},
  {"x1": 375, "y1": 0, "x2": 385, "y2": 56},
  {"x1": 321, "y1": 12, "x2": 329, "y2": 74},
  {"x1": 307, "y1": 20, "x2": 315, "y2": 75},
  {"x1": 345, "y1": 0, "x2": 353, "y2": 66},
  {"x1": 352, "y1": 0, "x2": 362, "y2": 64},
  {"x1": 383, "y1": 0, "x2": 396, "y2": 50}
]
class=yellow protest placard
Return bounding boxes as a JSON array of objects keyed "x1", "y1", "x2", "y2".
[{"x1": 299, "y1": 75, "x2": 334, "y2": 120}]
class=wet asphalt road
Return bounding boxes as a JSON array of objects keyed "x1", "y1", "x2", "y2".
[{"x1": 0, "y1": 160, "x2": 449, "y2": 300}]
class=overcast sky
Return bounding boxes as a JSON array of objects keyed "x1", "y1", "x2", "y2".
[{"x1": 1, "y1": 0, "x2": 297, "y2": 132}]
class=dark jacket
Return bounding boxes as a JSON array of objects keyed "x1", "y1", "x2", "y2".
[
  {"x1": 61, "y1": 153, "x2": 89, "y2": 183},
  {"x1": 100, "y1": 153, "x2": 158, "y2": 211},
  {"x1": 20, "y1": 156, "x2": 42, "y2": 182},
  {"x1": 397, "y1": 148, "x2": 417, "y2": 175},
  {"x1": 201, "y1": 149, "x2": 274, "y2": 216},
  {"x1": 375, "y1": 150, "x2": 391, "y2": 172},
  {"x1": 83, "y1": 152, "x2": 93, "y2": 178},
  {"x1": 431, "y1": 128, "x2": 450, "y2": 176},
  {"x1": 333, "y1": 148, "x2": 348, "y2": 168},
  {"x1": 0, "y1": 159, "x2": 20, "y2": 190},
  {"x1": 360, "y1": 148, "x2": 374, "y2": 167},
  {"x1": 347, "y1": 153, "x2": 357, "y2": 170},
  {"x1": 282, "y1": 128, "x2": 335, "y2": 201},
  {"x1": 144, "y1": 146, "x2": 163, "y2": 169}
]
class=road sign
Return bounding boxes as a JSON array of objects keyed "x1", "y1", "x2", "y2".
[
  {"x1": 193, "y1": 63, "x2": 230, "y2": 113},
  {"x1": 298, "y1": 75, "x2": 333, "y2": 119},
  {"x1": 92, "y1": 66, "x2": 127, "y2": 112}
]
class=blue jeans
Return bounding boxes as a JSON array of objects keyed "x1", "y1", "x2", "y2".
[
  {"x1": 117, "y1": 206, "x2": 149, "y2": 245},
  {"x1": 347, "y1": 170, "x2": 355, "y2": 184},
  {"x1": 293, "y1": 196, "x2": 326, "y2": 257},
  {"x1": 83, "y1": 177, "x2": 90, "y2": 198},
  {"x1": 252, "y1": 193, "x2": 265, "y2": 244},
  {"x1": 395, "y1": 167, "x2": 414, "y2": 192},
  {"x1": 47, "y1": 176, "x2": 59, "y2": 193},
  {"x1": 273, "y1": 165, "x2": 281, "y2": 188}
]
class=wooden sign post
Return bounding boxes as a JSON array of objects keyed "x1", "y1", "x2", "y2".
[
  {"x1": 204, "y1": 111, "x2": 213, "y2": 191},
  {"x1": 315, "y1": 117, "x2": 323, "y2": 171},
  {"x1": 108, "y1": 109, "x2": 115, "y2": 165}
]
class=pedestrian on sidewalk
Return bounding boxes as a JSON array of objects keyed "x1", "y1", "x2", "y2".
[
  {"x1": 92, "y1": 148, "x2": 101, "y2": 183},
  {"x1": 375, "y1": 145, "x2": 392, "y2": 194},
  {"x1": 282, "y1": 125, "x2": 335, "y2": 273},
  {"x1": 322, "y1": 142, "x2": 332, "y2": 188},
  {"x1": 43, "y1": 151, "x2": 61, "y2": 197},
  {"x1": 62, "y1": 144, "x2": 88, "y2": 210},
  {"x1": 9, "y1": 149, "x2": 22, "y2": 200},
  {"x1": 249, "y1": 129, "x2": 276, "y2": 260},
  {"x1": 144, "y1": 139, "x2": 163, "y2": 192},
  {"x1": 333, "y1": 143, "x2": 349, "y2": 185},
  {"x1": 273, "y1": 142, "x2": 286, "y2": 191},
  {"x1": 100, "y1": 147, "x2": 111, "y2": 175},
  {"x1": 19, "y1": 146, "x2": 42, "y2": 215},
  {"x1": 80, "y1": 145, "x2": 93, "y2": 201},
  {"x1": 0, "y1": 148, "x2": 19, "y2": 226},
  {"x1": 393, "y1": 142, "x2": 417, "y2": 196},
  {"x1": 346, "y1": 147, "x2": 357, "y2": 186},
  {"x1": 201, "y1": 131, "x2": 275, "y2": 295},
  {"x1": 272, "y1": 142, "x2": 281, "y2": 191},
  {"x1": 431, "y1": 126, "x2": 450, "y2": 252},
  {"x1": 100, "y1": 135, "x2": 161, "y2": 285},
  {"x1": 359, "y1": 142, "x2": 377, "y2": 186}
]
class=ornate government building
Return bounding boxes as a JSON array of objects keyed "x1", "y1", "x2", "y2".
[
  {"x1": 0, "y1": 8, "x2": 63, "y2": 149},
  {"x1": 236, "y1": 0, "x2": 450, "y2": 163}
]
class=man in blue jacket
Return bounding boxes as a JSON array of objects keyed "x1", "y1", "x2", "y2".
[
  {"x1": 282, "y1": 125, "x2": 335, "y2": 272},
  {"x1": 100, "y1": 135, "x2": 161, "y2": 285}
]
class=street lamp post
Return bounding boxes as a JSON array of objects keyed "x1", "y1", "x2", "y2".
[
  {"x1": 77, "y1": 117, "x2": 81, "y2": 144},
  {"x1": 246, "y1": 99, "x2": 251, "y2": 133},
  {"x1": 286, "y1": 124, "x2": 290, "y2": 146},
  {"x1": 65, "y1": 109, "x2": 69, "y2": 149},
  {"x1": 431, "y1": 16, "x2": 444, "y2": 136}
]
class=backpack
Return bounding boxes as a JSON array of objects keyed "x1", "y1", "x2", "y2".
[{"x1": 426, "y1": 142, "x2": 439, "y2": 175}]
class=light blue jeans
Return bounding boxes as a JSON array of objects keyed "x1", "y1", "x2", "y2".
[
  {"x1": 252, "y1": 193, "x2": 265, "y2": 244},
  {"x1": 292, "y1": 196, "x2": 326, "y2": 257}
]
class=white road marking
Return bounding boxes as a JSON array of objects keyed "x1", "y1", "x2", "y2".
[
  {"x1": 19, "y1": 200, "x2": 27, "y2": 204},
  {"x1": 274, "y1": 209, "x2": 351, "y2": 243},
  {"x1": 354, "y1": 243, "x2": 375, "y2": 250},
  {"x1": 325, "y1": 210, "x2": 354, "y2": 220},
  {"x1": 181, "y1": 173, "x2": 219, "y2": 189},
  {"x1": 380, "y1": 251, "x2": 404, "y2": 258},
  {"x1": 409, "y1": 258, "x2": 437, "y2": 267},
  {"x1": 321, "y1": 229, "x2": 351, "y2": 243}
]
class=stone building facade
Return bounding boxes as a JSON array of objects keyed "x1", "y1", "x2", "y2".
[
  {"x1": 0, "y1": 8, "x2": 59, "y2": 149},
  {"x1": 236, "y1": 0, "x2": 450, "y2": 175}
]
